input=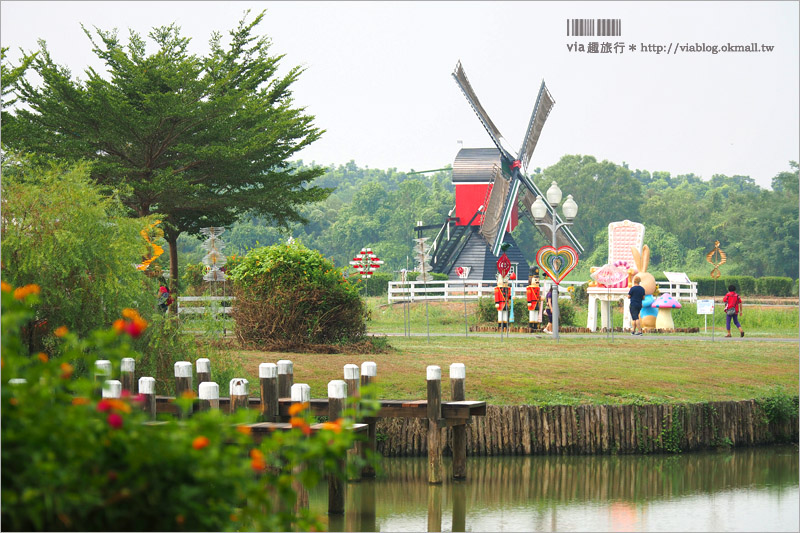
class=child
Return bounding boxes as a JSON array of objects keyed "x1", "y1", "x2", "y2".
[{"x1": 722, "y1": 284, "x2": 744, "y2": 337}]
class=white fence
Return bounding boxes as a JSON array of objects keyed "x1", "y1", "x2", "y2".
[
  {"x1": 177, "y1": 296, "x2": 235, "y2": 315},
  {"x1": 387, "y1": 280, "x2": 697, "y2": 303}
]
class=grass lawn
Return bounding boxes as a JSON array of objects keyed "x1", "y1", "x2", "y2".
[
  {"x1": 206, "y1": 298, "x2": 797, "y2": 406},
  {"x1": 225, "y1": 337, "x2": 798, "y2": 407}
]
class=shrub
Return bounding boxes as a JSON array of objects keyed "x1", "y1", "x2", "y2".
[
  {"x1": 229, "y1": 242, "x2": 368, "y2": 347},
  {"x1": 754, "y1": 276, "x2": 793, "y2": 297},
  {"x1": 476, "y1": 294, "x2": 574, "y2": 326},
  {"x1": 1, "y1": 282, "x2": 363, "y2": 531},
  {"x1": 1, "y1": 156, "x2": 158, "y2": 353},
  {"x1": 349, "y1": 271, "x2": 392, "y2": 297}
]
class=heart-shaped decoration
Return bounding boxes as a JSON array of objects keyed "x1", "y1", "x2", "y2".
[{"x1": 536, "y1": 246, "x2": 579, "y2": 285}]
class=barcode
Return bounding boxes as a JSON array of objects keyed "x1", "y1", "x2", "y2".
[{"x1": 567, "y1": 19, "x2": 622, "y2": 37}]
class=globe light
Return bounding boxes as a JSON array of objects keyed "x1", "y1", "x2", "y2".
[
  {"x1": 531, "y1": 195, "x2": 548, "y2": 220},
  {"x1": 546, "y1": 181, "x2": 563, "y2": 207},
  {"x1": 562, "y1": 194, "x2": 578, "y2": 220}
]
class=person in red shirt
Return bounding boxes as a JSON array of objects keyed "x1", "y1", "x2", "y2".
[{"x1": 722, "y1": 284, "x2": 744, "y2": 337}]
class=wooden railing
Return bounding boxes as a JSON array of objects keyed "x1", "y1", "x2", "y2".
[{"x1": 176, "y1": 296, "x2": 235, "y2": 315}]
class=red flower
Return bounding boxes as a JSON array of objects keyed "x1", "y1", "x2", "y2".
[
  {"x1": 97, "y1": 399, "x2": 112, "y2": 412},
  {"x1": 107, "y1": 413, "x2": 123, "y2": 429},
  {"x1": 133, "y1": 394, "x2": 146, "y2": 404}
]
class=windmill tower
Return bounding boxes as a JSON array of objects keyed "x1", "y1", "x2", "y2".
[{"x1": 425, "y1": 61, "x2": 584, "y2": 279}]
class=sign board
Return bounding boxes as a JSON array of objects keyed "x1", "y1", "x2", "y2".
[
  {"x1": 455, "y1": 266, "x2": 470, "y2": 279},
  {"x1": 696, "y1": 299, "x2": 715, "y2": 315},
  {"x1": 663, "y1": 271, "x2": 691, "y2": 284}
]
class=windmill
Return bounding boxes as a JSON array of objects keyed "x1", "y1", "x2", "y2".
[{"x1": 425, "y1": 61, "x2": 583, "y2": 279}]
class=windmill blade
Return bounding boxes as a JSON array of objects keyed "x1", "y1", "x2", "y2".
[
  {"x1": 478, "y1": 165, "x2": 519, "y2": 256},
  {"x1": 452, "y1": 61, "x2": 516, "y2": 160},
  {"x1": 518, "y1": 80, "x2": 556, "y2": 172},
  {"x1": 516, "y1": 176, "x2": 585, "y2": 254}
]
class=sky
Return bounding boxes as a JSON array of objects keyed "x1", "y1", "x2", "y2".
[{"x1": 2, "y1": 1, "x2": 798, "y2": 189}]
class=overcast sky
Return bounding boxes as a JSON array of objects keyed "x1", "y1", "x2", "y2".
[{"x1": 2, "y1": 1, "x2": 798, "y2": 189}]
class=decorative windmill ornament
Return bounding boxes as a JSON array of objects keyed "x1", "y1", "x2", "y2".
[
  {"x1": 349, "y1": 248, "x2": 384, "y2": 279},
  {"x1": 705, "y1": 240, "x2": 727, "y2": 279},
  {"x1": 413, "y1": 238, "x2": 433, "y2": 282},
  {"x1": 200, "y1": 227, "x2": 228, "y2": 282}
]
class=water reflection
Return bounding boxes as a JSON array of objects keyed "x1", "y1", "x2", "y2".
[{"x1": 313, "y1": 445, "x2": 798, "y2": 532}]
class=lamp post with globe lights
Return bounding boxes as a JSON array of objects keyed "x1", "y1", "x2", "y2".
[{"x1": 531, "y1": 181, "x2": 578, "y2": 341}]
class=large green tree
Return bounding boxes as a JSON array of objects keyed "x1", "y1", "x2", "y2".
[{"x1": 3, "y1": 11, "x2": 328, "y2": 287}]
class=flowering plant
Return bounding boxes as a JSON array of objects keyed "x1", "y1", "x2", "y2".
[{"x1": 1, "y1": 283, "x2": 365, "y2": 531}]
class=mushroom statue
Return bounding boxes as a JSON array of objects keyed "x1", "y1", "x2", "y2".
[{"x1": 651, "y1": 293, "x2": 682, "y2": 330}]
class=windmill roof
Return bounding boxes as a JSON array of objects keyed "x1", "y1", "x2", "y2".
[{"x1": 452, "y1": 148, "x2": 503, "y2": 183}]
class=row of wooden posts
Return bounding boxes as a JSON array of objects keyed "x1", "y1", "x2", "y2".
[{"x1": 94, "y1": 357, "x2": 485, "y2": 515}]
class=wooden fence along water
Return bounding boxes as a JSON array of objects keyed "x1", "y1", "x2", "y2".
[
  {"x1": 93, "y1": 358, "x2": 486, "y2": 515},
  {"x1": 374, "y1": 403, "x2": 798, "y2": 456}
]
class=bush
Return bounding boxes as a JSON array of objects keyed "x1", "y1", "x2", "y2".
[
  {"x1": 754, "y1": 276, "x2": 793, "y2": 297},
  {"x1": 476, "y1": 293, "x2": 575, "y2": 326},
  {"x1": 349, "y1": 271, "x2": 392, "y2": 297},
  {"x1": 1, "y1": 282, "x2": 363, "y2": 531},
  {"x1": 229, "y1": 242, "x2": 368, "y2": 347},
  {"x1": 1, "y1": 156, "x2": 158, "y2": 353}
]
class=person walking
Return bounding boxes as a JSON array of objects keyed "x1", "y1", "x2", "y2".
[
  {"x1": 627, "y1": 276, "x2": 645, "y2": 335},
  {"x1": 722, "y1": 284, "x2": 745, "y2": 337},
  {"x1": 543, "y1": 285, "x2": 556, "y2": 334}
]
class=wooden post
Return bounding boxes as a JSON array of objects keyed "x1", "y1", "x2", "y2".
[
  {"x1": 198, "y1": 382, "x2": 219, "y2": 411},
  {"x1": 102, "y1": 379, "x2": 122, "y2": 399},
  {"x1": 344, "y1": 364, "x2": 361, "y2": 482},
  {"x1": 174, "y1": 361, "x2": 193, "y2": 397},
  {"x1": 328, "y1": 380, "x2": 347, "y2": 515},
  {"x1": 450, "y1": 363, "x2": 467, "y2": 480},
  {"x1": 94, "y1": 359, "x2": 112, "y2": 397},
  {"x1": 138, "y1": 377, "x2": 156, "y2": 420},
  {"x1": 452, "y1": 478, "x2": 467, "y2": 532},
  {"x1": 277, "y1": 360, "x2": 293, "y2": 399},
  {"x1": 174, "y1": 361, "x2": 193, "y2": 418},
  {"x1": 427, "y1": 365, "x2": 443, "y2": 484},
  {"x1": 360, "y1": 361, "x2": 377, "y2": 478},
  {"x1": 229, "y1": 379, "x2": 249, "y2": 413},
  {"x1": 120, "y1": 358, "x2": 135, "y2": 394},
  {"x1": 291, "y1": 383, "x2": 311, "y2": 403},
  {"x1": 196, "y1": 358, "x2": 211, "y2": 388},
  {"x1": 259, "y1": 363, "x2": 279, "y2": 422}
]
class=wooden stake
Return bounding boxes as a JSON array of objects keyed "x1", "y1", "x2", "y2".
[
  {"x1": 229, "y1": 378, "x2": 248, "y2": 413},
  {"x1": 277, "y1": 360, "x2": 293, "y2": 399},
  {"x1": 450, "y1": 363, "x2": 467, "y2": 479},
  {"x1": 120, "y1": 358, "x2": 135, "y2": 394},
  {"x1": 102, "y1": 379, "x2": 122, "y2": 399},
  {"x1": 360, "y1": 361, "x2": 377, "y2": 478},
  {"x1": 291, "y1": 383, "x2": 311, "y2": 403},
  {"x1": 198, "y1": 382, "x2": 219, "y2": 411},
  {"x1": 196, "y1": 358, "x2": 211, "y2": 388},
  {"x1": 259, "y1": 363, "x2": 279, "y2": 422},
  {"x1": 427, "y1": 483, "x2": 443, "y2": 532},
  {"x1": 174, "y1": 361, "x2": 193, "y2": 418},
  {"x1": 344, "y1": 364, "x2": 361, "y2": 482},
  {"x1": 138, "y1": 377, "x2": 156, "y2": 420},
  {"x1": 427, "y1": 365, "x2": 443, "y2": 484},
  {"x1": 94, "y1": 359, "x2": 112, "y2": 397},
  {"x1": 328, "y1": 380, "x2": 347, "y2": 515}
]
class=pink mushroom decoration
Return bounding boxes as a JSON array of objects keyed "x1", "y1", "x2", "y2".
[{"x1": 651, "y1": 293, "x2": 682, "y2": 330}]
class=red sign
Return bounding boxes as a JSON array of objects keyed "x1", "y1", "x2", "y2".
[{"x1": 496, "y1": 253, "x2": 511, "y2": 277}]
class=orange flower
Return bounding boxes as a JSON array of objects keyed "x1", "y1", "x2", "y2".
[
  {"x1": 71, "y1": 397, "x2": 91, "y2": 406},
  {"x1": 54, "y1": 326, "x2": 69, "y2": 338},
  {"x1": 1, "y1": 281, "x2": 11, "y2": 292},
  {"x1": 121, "y1": 308, "x2": 141, "y2": 320},
  {"x1": 180, "y1": 390, "x2": 196, "y2": 400},
  {"x1": 236, "y1": 425, "x2": 252, "y2": 435},
  {"x1": 112, "y1": 319, "x2": 126, "y2": 334},
  {"x1": 175, "y1": 515, "x2": 185, "y2": 525},
  {"x1": 60, "y1": 362, "x2": 74, "y2": 379},
  {"x1": 13, "y1": 284, "x2": 40, "y2": 300},
  {"x1": 104, "y1": 399, "x2": 132, "y2": 414},
  {"x1": 9, "y1": 398, "x2": 18, "y2": 406},
  {"x1": 37, "y1": 352, "x2": 49, "y2": 363},
  {"x1": 192, "y1": 436, "x2": 210, "y2": 450},
  {"x1": 321, "y1": 418, "x2": 344, "y2": 433},
  {"x1": 230, "y1": 514, "x2": 239, "y2": 522},
  {"x1": 250, "y1": 448, "x2": 266, "y2": 472},
  {"x1": 288, "y1": 401, "x2": 309, "y2": 416}
]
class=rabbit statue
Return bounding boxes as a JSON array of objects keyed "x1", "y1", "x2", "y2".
[{"x1": 631, "y1": 245, "x2": 658, "y2": 328}]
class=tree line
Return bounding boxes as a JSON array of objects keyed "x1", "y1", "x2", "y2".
[{"x1": 178, "y1": 157, "x2": 798, "y2": 283}]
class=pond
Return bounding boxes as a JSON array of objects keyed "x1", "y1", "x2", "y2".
[{"x1": 311, "y1": 445, "x2": 798, "y2": 532}]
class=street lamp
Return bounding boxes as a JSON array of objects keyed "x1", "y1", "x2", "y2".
[{"x1": 532, "y1": 181, "x2": 578, "y2": 341}]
